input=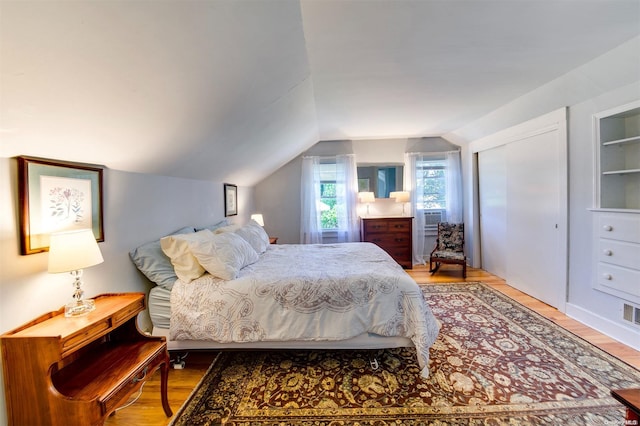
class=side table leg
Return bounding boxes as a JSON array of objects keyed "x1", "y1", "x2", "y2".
[{"x1": 160, "y1": 356, "x2": 173, "y2": 417}]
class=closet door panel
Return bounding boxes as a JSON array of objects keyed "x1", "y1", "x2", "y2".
[
  {"x1": 506, "y1": 131, "x2": 562, "y2": 308},
  {"x1": 478, "y1": 146, "x2": 507, "y2": 279}
]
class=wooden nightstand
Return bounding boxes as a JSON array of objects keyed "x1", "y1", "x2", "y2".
[
  {"x1": 0, "y1": 293, "x2": 172, "y2": 426},
  {"x1": 269, "y1": 237, "x2": 278, "y2": 244}
]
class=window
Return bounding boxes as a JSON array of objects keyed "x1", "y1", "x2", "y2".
[
  {"x1": 318, "y1": 163, "x2": 338, "y2": 230},
  {"x1": 417, "y1": 158, "x2": 446, "y2": 210},
  {"x1": 301, "y1": 154, "x2": 359, "y2": 244}
]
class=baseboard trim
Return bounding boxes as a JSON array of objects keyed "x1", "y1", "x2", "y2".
[{"x1": 565, "y1": 303, "x2": 640, "y2": 351}]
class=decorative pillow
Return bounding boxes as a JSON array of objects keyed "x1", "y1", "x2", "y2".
[
  {"x1": 195, "y1": 218, "x2": 231, "y2": 232},
  {"x1": 129, "y1": 226, "x2": 195, "y2": 290},
  {"x1": 160, "y1": 229, "x2": 214, "y2": 282},
  {"x1": 188, "y1": 232, "x2": 259, "y2": 280},
  {"x1": 235, "y1": 219, "x2": 270, "y2": 254},
  {"x1": 213, "y1": 223, "x2": 241, "y2": 234}
]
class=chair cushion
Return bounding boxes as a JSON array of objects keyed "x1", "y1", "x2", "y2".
[
  {"x1": 437, "y1": 222, "x2": 464, "y2": 252},
  {"x1": 431, "y1": 250, "x2": 466, "y2": 261}
]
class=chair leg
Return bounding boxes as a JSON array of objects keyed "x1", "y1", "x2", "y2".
[{"x1": 462, "y1": 262, "x2": 466, "y2": 279}]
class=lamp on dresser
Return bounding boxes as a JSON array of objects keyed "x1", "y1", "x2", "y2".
[
  {"x1": 358, "y1": 191, "x2": 375, "y2": 216},
  {"x1": 48, "y1": 228, "x2": 103, "y2": 317},
  {"x1": 393, "y1": 191, "x2": 410, "y2": 215}
]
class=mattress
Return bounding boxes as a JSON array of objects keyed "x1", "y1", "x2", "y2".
[{"x1": 149, "y1": 285, "x2": 171, "y2": 330}]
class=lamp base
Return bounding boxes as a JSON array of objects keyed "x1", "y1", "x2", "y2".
[{"x1": 65, "y1": 299, "x2": 96, "y2": 317}]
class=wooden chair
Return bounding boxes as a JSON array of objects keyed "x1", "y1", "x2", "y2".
[{"x1": 429, "y1": 222, "x2": 466, "y2": 278}]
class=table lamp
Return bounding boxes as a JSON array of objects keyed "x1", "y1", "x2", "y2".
[
  {"x1": 394, "y1": 191, "x2": 410, "y2": 215},
  {"x1": 48, "y1": 229, "x2": 104, "y2": 317},
  {"x1": 250, "y1": 213, "x2": 265, "y2": 226},
  {"x1": 358, "y1": 192, "x2": 375, "y2": 216}
]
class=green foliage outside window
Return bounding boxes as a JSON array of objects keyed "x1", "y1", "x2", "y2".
[
  {"x1": 421, "y1": 168, "x2": 446, "y2": 209},
  {"x1": 320, "y1": 182, "x2": 338, "y2": 229}
]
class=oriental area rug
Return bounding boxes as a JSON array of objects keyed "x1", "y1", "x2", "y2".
[{"x1": 171, "y1": 283, "x2": 640, "y2": 425}]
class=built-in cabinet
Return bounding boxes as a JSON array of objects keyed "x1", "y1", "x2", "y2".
[
  {"x1": 592, "y1": 212, "x2": 640, "y2": 304},
  {"x1": 591, "y1": 101, "x2": 640, "y2": 305},
  {"x1": 595, "y1": 101, "x2": 640, "y2": 210}
]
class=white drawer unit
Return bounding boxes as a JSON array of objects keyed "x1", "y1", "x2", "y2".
[
  {"x1": 598, "y1": 239, "x2": 640, "y2": 269},
  {"x1": 597, "y1": 263, "x2": 640, "y2": 296},
  {"x1": 598, "y1": 214, "x2": 640, "y2": 243},
  {"x1": 592, "y1": 211, "x2": 640, "y2": 304}
]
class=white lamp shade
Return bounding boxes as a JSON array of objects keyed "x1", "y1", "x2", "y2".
[
  {"x1": 358, "y1": 192, "x2": 375, "y2": 203},
  {"x1": 394, "y1": 191, "x2": 410, "y2": 203},
  {"x1": 48, "y1": 229, "x2": 104, "y2": 273},
  {"x1": 250, "y1": 213, "x2": 265, "y2": 226},
  {"x1": 389, "y1": 191, "x2": 400, "y2": 199}
]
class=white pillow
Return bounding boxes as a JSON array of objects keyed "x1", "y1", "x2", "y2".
[
  {"x1": 160, "y1": 229, "x2": 213, "y2": 282},
  {"x1": 188, "y1": 232, "x2": 259, "y2": 280},
  {"x1": 235, "y1": 219, "x2": 270, "y2": 254}
]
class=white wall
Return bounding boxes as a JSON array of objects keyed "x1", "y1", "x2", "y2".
[
  {"x1": 0, "y1": 156, "x2": 254, "y2": 425},
  {"x1": 448, "y1": 37, "x2": 640, "y2": 349}
]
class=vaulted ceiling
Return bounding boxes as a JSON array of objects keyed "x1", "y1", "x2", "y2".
[{"x1": 1, "y1": 0, "x2": 639, "y2": 186}]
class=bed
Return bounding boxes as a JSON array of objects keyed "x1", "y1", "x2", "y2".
[{"x1": 131, "y1": 221, "x2": 440, "y2": 378}]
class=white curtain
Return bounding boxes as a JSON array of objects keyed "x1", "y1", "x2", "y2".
[
  {"x1": 405, "y1": 153, "x2": 426, "y2": 265},
  {"x1": 300, "y1": 154, "x2": 359, "y2": 244},
  {"x1": 300, "y1": 156, "x2": 322, "y2": 244},
  {"x1": 335, "y1": 154, "x2": 360, "y2": 242},
  {"x1": 445, "y1": 150, "x2": 463, "y2": 223},
  {"x1": 405, "y1": 150, "x2": 462, "y2": 265}
]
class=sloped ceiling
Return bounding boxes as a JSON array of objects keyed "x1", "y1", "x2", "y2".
[{"x1": 1, "y1": 0, "x2": 639, "y2": 186}]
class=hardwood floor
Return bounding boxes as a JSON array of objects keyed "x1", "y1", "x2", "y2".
[{"x1": 105, "y1": 265, "x2": 640, "y2": 425}]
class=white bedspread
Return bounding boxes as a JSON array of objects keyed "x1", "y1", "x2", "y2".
[{"x1": 170, "y1": 242, "x2": 440, "y2": 377}]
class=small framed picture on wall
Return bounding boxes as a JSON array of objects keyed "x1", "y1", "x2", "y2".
[{"x1": 224, "y1": 183, "x2": 237, "y2": 217}]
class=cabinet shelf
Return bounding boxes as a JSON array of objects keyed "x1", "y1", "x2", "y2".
[{"x1": 595, "y1": 101, "x2": 640, "y2": 210}]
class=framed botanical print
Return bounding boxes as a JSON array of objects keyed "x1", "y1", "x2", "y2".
[
  {"x1": 224, "y1": 183, "x2": 238, "y2": 217},
  {"x1": 18, "y1": 156, "x2": 104, "y2": 255}
]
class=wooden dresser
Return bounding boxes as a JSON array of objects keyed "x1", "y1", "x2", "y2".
[
  {"x1": 0, "y1": 293, "x2": 172, "y2": 426},
  {"x1": 361, "y1": 217, "x2": 413, "y2": 268}
]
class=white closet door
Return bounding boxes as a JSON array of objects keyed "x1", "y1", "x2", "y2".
[
  {"x1": 474, "y1": 108, "x2": 567, "y2": 310},
  {"x1": 478, "y1": 146, "x2": 507, "y2": 279},
  {"x1": 506, "y1": 131, "x2": 562, "y2": 308}
]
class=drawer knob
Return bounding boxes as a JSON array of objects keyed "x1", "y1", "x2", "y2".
[
  {"x1": 602, "y1": 273, "x2": 612, "y2": 280},
  {"x1": 603, "y1": 249, "x2": 612, "y2": 256},
  {"x1": 602, "y1": 225, "x2": 613, "y2": 232}
]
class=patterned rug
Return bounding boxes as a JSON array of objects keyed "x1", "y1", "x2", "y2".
[{"x1": 171, "y1": 283, "x2": 640, "y2": 425}]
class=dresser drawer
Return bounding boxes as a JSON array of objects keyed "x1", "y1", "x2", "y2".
[
  {"x1": 598, "y1": 239, "x2": 640, "y2": 270},
  {"x1": 386, "y1": 219, "x2": 411, "y2": 233},
  {"x1": 597, "y1": 263, "x2": 640, "y2": 298},
  {"x1": 385, "y1": 247, "x2": 411, "y2": 261},
  {"x1": 366, "y1": 233, "x2": 411, "y2": 247},
  {"x1": 598, "y1": 214, "x2": 640, "y2": 243},
  {"x1": 363, "y1": 219, "x2": 389, "y2": 233},
  {"x1": 361, "y1": 217, "x2": 413, "y2": 268},
  {"x1": 100, "y1": 348, "x2": 165, "y2": 416}
]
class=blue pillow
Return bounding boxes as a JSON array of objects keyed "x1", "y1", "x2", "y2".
[
  {"x1": 195, "y1": 218, "x2": 231, "y2": 232},
  {"x1": 129, "y1": 226, "x2": 195, "y2": 290}
]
